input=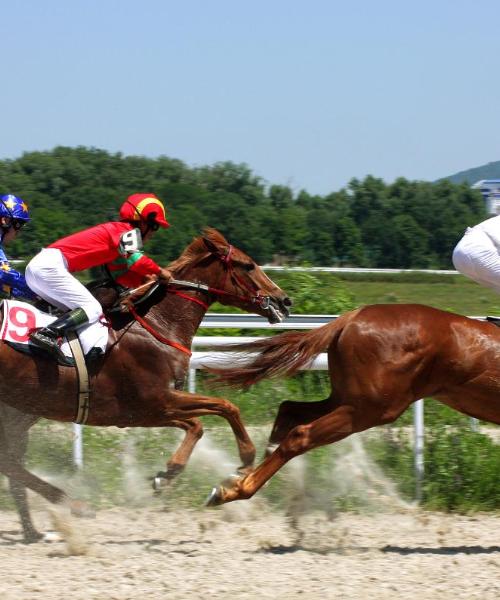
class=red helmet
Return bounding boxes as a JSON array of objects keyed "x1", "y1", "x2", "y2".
[{"x1": 119, "y1": 193, "x2": 169, "y2": 228}]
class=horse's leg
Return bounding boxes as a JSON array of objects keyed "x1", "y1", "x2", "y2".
[
  {"x1": 207, "y1": 404, "x2": 358, "y2": 505},
  {"x1": 164, "y1": 391, "x2": 256, "y2": 472},
  {"x1": 0, "y1": 419, "x2": 68, "y2": 507},
  {"x1": 0, "y1": 406, "x2": 43, "y2": 542},
  {"x1": 153, "y1": 418, "x2": 204, "y2": 491},
  {"x1": 266, "y1": 398, "x2": 336, "y2": 455},
  {"x1": 8, "y1": 478, "x2": 43, "y2": 543}
]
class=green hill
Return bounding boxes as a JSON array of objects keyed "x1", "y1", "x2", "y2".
[{"x1": 441, "y1": 160, "x2": 500, "y2": 184}]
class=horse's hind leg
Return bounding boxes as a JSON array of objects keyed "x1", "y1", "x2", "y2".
[
  {"x1": 0, "y1": 404, "x2": 45, "y2": 542},
  {"x1": 153, "y1": 418, "x2": 204, "y2": 492},
  {"x1": 1, "y1": 408, "x2": 44, "y2": 542},
  {"x1": 267, "y1": 398, "x2": 336, "y2": 455},
  {"x1": 8, "y1": 478, "x2": 42, "y2": 543},
  {"x1": 0, "y1": 414, "x2": 67, "y2": 507},
  {"x1": 208, "y1": 404, "x2": 356, "y2": 505}
]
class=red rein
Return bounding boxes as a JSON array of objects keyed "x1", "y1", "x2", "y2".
[
  {"x1": 129, "y1": 244, "x2": 263, "y2": 356},
  {"x1": 129, "y1": 305, "x2": 193, "y2": 356}
]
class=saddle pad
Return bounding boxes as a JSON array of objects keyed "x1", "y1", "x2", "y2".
[{"x1": 0, "y1": 300, "x2": 109, "y2": 357}]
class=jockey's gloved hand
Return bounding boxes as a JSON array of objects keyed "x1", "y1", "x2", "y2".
[{"x1": 159, "y1": 268, "x2": 173, "y2": 283}]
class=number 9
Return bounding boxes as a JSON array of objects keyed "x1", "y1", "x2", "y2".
[{"x1": 8, "y1": 306, "x2": 37, "y2": 342}]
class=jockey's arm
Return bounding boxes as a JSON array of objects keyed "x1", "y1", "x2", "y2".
[
  {"x1": 128, "y1": 255, "x2": 172, "y2": 282},
  {"x1": 0, "y1": 262, "x2": 37, "y2": 300},
  {"x1": 127, "y1": 252, "x2": 161, "y2": 276}
]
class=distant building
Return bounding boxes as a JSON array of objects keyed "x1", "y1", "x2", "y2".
[{"x1": 472, "y1": 180, "x2": 500, "y2": 215}]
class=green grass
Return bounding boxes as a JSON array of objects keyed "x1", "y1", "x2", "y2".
[{"x1": 338, "y1": 274, "x2": 500, "y2": 316}]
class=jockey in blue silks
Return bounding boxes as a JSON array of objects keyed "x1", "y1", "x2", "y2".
[{"x1": 0, "y1": 194, "x2": 36, "y2": 300}]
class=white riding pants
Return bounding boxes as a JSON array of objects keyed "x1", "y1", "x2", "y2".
[
  {"x1": 25, "y1": 248, "x2": 103, "y2": 323},
  {"x1": 452, "y1": 228, "x2": 500, "y2": 294}
]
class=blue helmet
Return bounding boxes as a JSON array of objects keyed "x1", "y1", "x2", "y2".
[{"x1": 0, "y1": 194, "x2": 30, "y2": 223}]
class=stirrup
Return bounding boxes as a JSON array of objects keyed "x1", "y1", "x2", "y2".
[{"x1": 29, "y1": 330, "x2": 66, "y2": 361}]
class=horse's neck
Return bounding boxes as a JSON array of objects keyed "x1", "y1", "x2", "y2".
[
  {"x1": 148, "y1": 262, "x2": 225, "y2": 344},
  {"x1": 150, "y1": 286, "x2": 211, "y2": 345}
]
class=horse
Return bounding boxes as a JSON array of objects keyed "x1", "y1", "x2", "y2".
[
  {"x1": 206, "y1": 303, "x2": 500, "y2": 505},
  {"x1": 0, "y1": 227, "x2": 291, "y2": 541}
]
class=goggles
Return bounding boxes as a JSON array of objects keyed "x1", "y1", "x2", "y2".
[
  {"x1": 2, "y1": 218, "x2": 26, "y2": 231},
  {"x1": 13, "y1": 219, "x2": 26, "y2": 231}
]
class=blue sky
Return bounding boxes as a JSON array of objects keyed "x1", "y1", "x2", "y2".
[{"x1": 2, "y1": 0, "x2": 499, "y2": 195}]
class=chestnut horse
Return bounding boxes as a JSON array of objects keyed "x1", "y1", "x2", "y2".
[
  {"x1": 0, "y1": 228, "x2": 291, "y2": 540},
  {"x1": 206, "y1": 303, "x2": 500, "y2": 505}
]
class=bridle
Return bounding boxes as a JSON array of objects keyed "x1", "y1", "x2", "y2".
[
  {"x1": 198, "y1": 245, "x2": 272, "y2": 309},
  {"x1": 128, "y1": 244, "x2": 274, "y2": 355}
]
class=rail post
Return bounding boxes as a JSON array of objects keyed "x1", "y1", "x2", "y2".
[{"x1": 413, "y1": 399, "x2": 425, "y2": 502}]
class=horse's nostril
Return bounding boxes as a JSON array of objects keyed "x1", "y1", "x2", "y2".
[{"x1": 283, "y1": 297, "x2": 293, "y2": 307}]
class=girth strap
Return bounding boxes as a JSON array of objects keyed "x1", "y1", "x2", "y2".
[{"x1": 67, "y1": 331, "x2": 91, "y2": 424}]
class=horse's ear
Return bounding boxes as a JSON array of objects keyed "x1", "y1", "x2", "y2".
[{"x1": 202, "y1": 236, "x2": 219, "y2": 254}]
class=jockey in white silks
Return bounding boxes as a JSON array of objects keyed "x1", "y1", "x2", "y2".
[{"x1": 453, "y1": 214, "x2": 500, "y2": 293}]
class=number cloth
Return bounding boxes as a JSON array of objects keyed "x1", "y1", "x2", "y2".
[{"x1": 0, "y1": 299, "x2": 108, "y2": 354}]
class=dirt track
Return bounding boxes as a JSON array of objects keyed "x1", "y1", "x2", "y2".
[{"x1": 0, "y1": 501, "x2": 499, "y2": 600}]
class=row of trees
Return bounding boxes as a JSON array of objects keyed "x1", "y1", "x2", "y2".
[{"x1": 0, "y1": 146, "x2": 487, "y2": 268}]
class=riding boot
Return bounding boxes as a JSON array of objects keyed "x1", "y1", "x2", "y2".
[{"x1": 29, "y1": 308, "x2": 89, "y2": 361}]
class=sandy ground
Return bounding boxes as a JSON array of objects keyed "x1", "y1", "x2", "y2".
[{"x1": 0, "y1": 501, "x2": 499, "y2": 600}]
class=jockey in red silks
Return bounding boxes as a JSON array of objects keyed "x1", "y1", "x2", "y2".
[{"x1": 26, "y1": 193, "x2": 172, "y2": 360}]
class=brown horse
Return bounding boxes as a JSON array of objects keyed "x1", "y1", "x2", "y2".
[
  {"x1": 0, "y1": 228, "x2": 291, "y2": 540},
  {"x1": 206, "y1": 303, "x2": 500, "y2": 505}
]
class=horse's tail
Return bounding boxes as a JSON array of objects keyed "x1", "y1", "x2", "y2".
[{"x1": 208, "y1": 309, "x2": 358, "y2": 388}]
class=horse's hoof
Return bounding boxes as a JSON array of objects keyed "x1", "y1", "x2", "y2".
[
  {"x1": 69, "y1": 500, "x2": 95, "y2": 518},
  {"x1": 22, "y1": 529, "x2": 44, "y2": 544},
  {"x1": 205, "y1": 486, "x2": 224, "y2": 507},
  {"x1": 222, "y1": 472, "x2": 243, "y2": 487},
  {"x1": 41, "y1": 531, "x2": 62, "y2": 543},
  {"x1": 153, "y1": 475, "x2": 166, "y2": 493},
  {"x1": 265, "y1": 443, "x2": 278, "y2": 458}
]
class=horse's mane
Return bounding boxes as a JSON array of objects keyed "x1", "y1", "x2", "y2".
[{"x1": 167, "y1": 227, "x2": 228, "y2": 276}]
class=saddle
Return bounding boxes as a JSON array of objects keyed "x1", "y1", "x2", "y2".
[
  {"x1": 87, "y1": 276, "x2": 159, "y2": 315},
  {"x1": 486, "y1": 316, "x2": 500, "y2": 328},
  {"x1": 36, "y1": 276, "x2": 159, "y2": 318},
  {"x1": 0, "y1": 276, "x2": 159, "y2": 367}
]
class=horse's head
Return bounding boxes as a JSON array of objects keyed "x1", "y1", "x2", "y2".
[{"x1": 169, "y1": 228, "x2": 292, "y2": 323}]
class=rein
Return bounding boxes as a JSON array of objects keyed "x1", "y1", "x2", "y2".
[
  {"x1": 128, "y1": 306, "x2": 192, "y2": 356},
  {"x1": 127, "y1": 245, "x2": 270, "y2": 355},
  {"x1": 127, "y1": 279, "x2": 211, "y2": 356}
]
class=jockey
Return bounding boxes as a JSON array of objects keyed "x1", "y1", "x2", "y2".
[
  {"x1": 26, "y1": 193, "x2": 173, "y2": 360},
  {"x1": 0, "y1": 194, "x2": 37, "y2": 301},
  {"x1": 453, "y1": 214, "x2": 500, "y2": 293}
]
